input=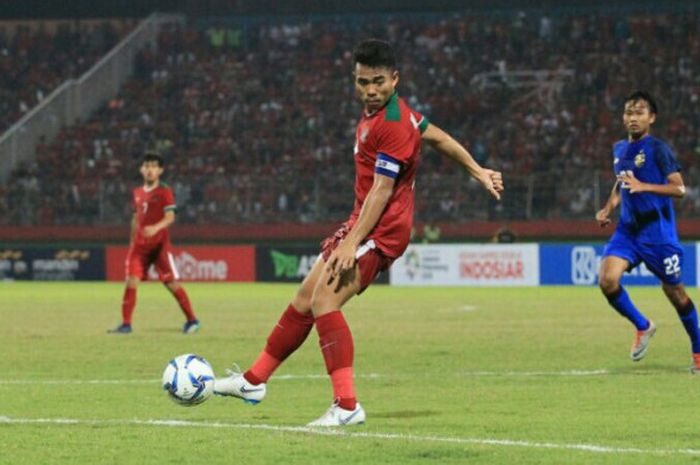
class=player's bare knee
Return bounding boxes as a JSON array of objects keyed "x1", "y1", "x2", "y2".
[
  {"x1": 291, "y1": 291, "x2": 312, "y2": 314},
  {"x1": 662, "y1": 283, "x2": 690, "y2": 312},
  {"x1": 291, "y1": 280, "x2": 315, "y2": 313},
  {"x1": 310, "y1": 287, "x2": 335, "y2": 316},
  {"x1": 309, "y1": 290, "x2": 325, "y2": 314},
  {"x1": 598, "y1": 273, "x2": 619, "y2": 296}
]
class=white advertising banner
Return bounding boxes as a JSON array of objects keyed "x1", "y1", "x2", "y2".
[{"x1": 390, "y1": 244, "x2": 539, "y2": 287}]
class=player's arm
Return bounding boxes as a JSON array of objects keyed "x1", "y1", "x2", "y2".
[
  {"x1": 129, "y1": 213, "x2": 138, "y2": 243},
  {"x1": 143, "y1": 210, "x2": 176, "y2": 238},
  {"x1": 326, "y1": 173, "x2": 395, "y2": 279},
  {"x1": 617, "y1": 171, "x2": 686, "y2": 198},
  {"x1": 421, "y1": 123, "x2": 503, "y2": 199},
  {"x1": 595, "y1": 181, "x2": 621, "y2": 227}
]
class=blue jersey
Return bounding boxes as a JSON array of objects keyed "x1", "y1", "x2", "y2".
[{"x1": 612, "y1": 135, "x2": 681, "y2": 244}]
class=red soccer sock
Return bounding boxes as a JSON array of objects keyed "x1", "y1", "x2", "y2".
[
  {"x1": 316, "y1": 311, "x2": 356, "y2": 410},
  {"x1": 173, "y1": 287, "x2": 197, "y2": 321},
  {"x1": 121, "y1": 287, "x2": 137, "y2": 325},
  {"x1": 330, "y1": 367, "x2": 356, "y2": 410},
  {"x1": 245, "y1": 304, "x2": 315, "y2": 384},
  {"x1": 245, "y1": 351, "x2": 280, "y2": 385}
]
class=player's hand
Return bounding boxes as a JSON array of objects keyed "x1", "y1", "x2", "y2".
[
  {"x1": 595, "y1": 208, "x2": 612, "y2": 228},
  {"x1": 326, "y1": 242, "x2": 357, "y2": 288},
  {"x1": 478, "y1": 169, "x2": 503, "y2": 200},
  {"x1": 143, "y1": 225, "x2": 159, "y2": 237},
  {"x1": 617, "y1": 170, "x2": 645, "y2": 194}
]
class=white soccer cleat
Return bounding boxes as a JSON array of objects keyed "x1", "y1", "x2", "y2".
[
  {"x1": 630, "y1": 321, "x2": 656, "y2": 362},
  {"x1": 307, "y1": 401, "x2": 366, "y2": 427},
  {"x1": 213, "y1": 366, "x2": 266, "y2": 405}
]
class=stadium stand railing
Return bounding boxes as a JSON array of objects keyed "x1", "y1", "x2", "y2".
[{"x1": 0, "y1": 12, "x2": 183, "y2": 184}]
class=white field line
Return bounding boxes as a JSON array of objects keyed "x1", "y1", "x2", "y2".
[
  {"x1": 460, "y1": 370, "x2": 610, "y2": 377},
  {"x1": 458, "y1": 305, "x2": 478, "y2": 312},
  {"x1": 0, "y1": 370, "x2": 611, "y2": 385},
  {"x1": 0, "y1": 374, "x2": 380, "y2": 385},
  {"x1": 0, "y1": 416, "x2": 698, "y2": 457}
]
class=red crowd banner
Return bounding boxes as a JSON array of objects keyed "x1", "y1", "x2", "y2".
[{"x1": 105, "y1": 245, "x2": 256, "y2": 282}]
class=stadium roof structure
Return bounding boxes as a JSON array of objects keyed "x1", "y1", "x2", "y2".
[{"x1": 2, "y1": 0, "x2": 698, "y2": 19}]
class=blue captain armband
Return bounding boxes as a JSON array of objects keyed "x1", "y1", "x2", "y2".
[{"x1": 375, "y1": 153, "x2": 402, "y2": 179}]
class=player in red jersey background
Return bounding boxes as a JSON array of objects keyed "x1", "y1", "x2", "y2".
[
  {"x1": 215, "y1": 39, "x2": 503, "y2": 425},
  {"x1": 109, "y1": 153, "x2": 200, "y2": 334}
]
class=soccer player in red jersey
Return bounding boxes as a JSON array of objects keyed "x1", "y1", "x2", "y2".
[
  {"x1": 108, "y1": 153, "x2": 200, "y2": 334},
  {"x1": 215, "y1": 39, "x2": 503, "y2": 425}
]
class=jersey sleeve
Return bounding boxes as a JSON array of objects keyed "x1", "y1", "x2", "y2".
[
  {"x1": 375, "y1": 122, "x2": 413, "y2": 162},
  {"x1": 373, "y1": 111, "x2": 426, "y2": 180},
  {"x1": 414, "y1": 112, "x2": 429, "y2": 134},
  {"x1": 611, "y1": 142, "x2": 624, "y2": 176},
  {"x1": 163, "y1": 188, "x2": 177, "y2": 213},
  {"x1": 655, "y1": 142, "x2": 681, "y2": 177}
]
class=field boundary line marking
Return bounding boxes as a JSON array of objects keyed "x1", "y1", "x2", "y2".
[
  {"x1": 0, "y1": 370, "x2": 613, "y2": 385},
  {"x1": 460, "y1": 369, "x2": 609, "y2": 376},
  {"x1": 0, "y1": 415, "x2": 698, "y2": 457},
  {"x1": 0, "y1": 373, "x2": 381, "y2": 385}
]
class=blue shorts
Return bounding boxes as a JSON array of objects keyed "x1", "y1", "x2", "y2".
[{"x1": 602, "y1": 232, "x2": 684, "y2": 285}]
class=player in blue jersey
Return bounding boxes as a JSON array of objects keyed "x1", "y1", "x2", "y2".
[{"x1": 596, "y1": 91, "x2": 700, "y2": 373}]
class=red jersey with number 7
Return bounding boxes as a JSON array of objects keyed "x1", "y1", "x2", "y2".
[
  {"x1": 348, "y1": 92, "x2": 429, "y2": 259},
  {"x1": 132, "y1": 183, "x2": 176, "y2": 247}
]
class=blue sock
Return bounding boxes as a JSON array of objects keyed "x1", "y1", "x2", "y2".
[
  {"x1": 677, "y1": 300, "x2": 700, "y2": 354},
  {"x1": 606, "y1": 287, "x2": 650, "y2": 331}
]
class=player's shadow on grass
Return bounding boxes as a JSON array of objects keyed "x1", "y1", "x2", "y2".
[
  {"x1": 372, "y1": 410, "x2": 440, "y2": 419},
  {"x1": 147, "y1": 327, "x2": 189, "y2": 334}
]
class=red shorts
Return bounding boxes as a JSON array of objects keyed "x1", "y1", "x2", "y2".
[
  {"x1": 125, "y1": 242, "x2": 179, "y2": 282},
  {"x1": 321, "y1": 223, "x2": 393, "y2": 293}
]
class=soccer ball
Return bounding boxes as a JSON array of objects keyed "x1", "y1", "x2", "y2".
[{"x1": 162, "y1": 354, "x2": 215, "y2": 406}]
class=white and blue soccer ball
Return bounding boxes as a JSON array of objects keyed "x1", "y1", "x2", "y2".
[{"x1": 162, "y1": 354, "x2": 215, "y2": 406}]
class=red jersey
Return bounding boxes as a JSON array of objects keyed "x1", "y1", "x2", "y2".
[
  {"x1": 349, "y1": 93, "x2": 428, "y2": 258},
  {"x1": 132, "y1": 183, "x2": 176, "y2": 247}
]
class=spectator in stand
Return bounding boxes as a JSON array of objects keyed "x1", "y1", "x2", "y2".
[
  {"x1": 0, "y1": 21, "x2": 131, "y2": 133},
  {"x1": 8, "y1": 10, "x2": 700, "y2": 226}
]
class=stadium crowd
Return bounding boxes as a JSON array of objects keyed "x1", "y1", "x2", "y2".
[
  {"x1": 3, "y1": 10, "x2": 700, "y2": 226},
  {"x1": 0, "y1": 21, "x2": 131, "y2": 134}
]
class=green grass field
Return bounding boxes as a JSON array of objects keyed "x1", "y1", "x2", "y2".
[{"x1": 1, "y1": 282, "x2": 699, "y2": 465}]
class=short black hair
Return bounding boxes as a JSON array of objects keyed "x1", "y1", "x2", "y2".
[
  {"x1": 142, "y1": 151, "x2": 164, "y2": 167},
  {"x1": 624, "y1": 91, "x2": 658, "y2": 115},
  {"x1": 353, "y1": 39, "x2": 396, "y2": 70}
]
